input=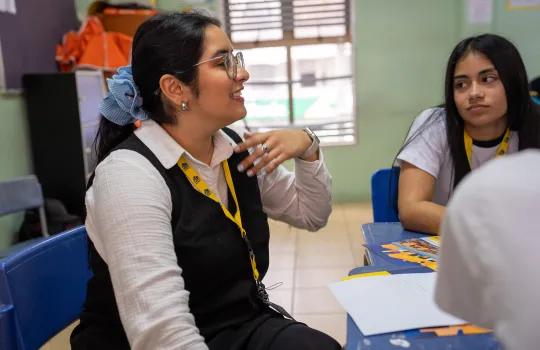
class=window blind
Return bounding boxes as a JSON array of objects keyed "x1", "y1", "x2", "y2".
[{"x1": 224, "y1": 0, "x2": 350, "y2": 43}]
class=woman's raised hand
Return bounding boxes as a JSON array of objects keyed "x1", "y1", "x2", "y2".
[{"x1": 234, "y1": 129, "x2": 317, "y2": 176}]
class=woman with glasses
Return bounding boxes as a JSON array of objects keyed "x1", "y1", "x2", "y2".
[{"x1": 71, "y1": 11, "x2": 339, "y2": 350}]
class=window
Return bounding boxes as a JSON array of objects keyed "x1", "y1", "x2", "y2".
[{"x1": 224, "y1": 0, "x2": 354, "y2": 145}]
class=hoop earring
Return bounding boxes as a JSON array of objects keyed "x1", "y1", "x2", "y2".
[{"x1": 180, "y1": 101, "x2": 189, "y2": 112}]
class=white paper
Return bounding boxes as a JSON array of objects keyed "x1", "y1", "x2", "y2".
[
  {"x1": 467, "y1": 0, "x2": 493, "y2": 24},
  {"x1": 509, "y1": 0, "x2": 540, "y2": 7},
  {"x1": 329, "y1": 272, "x2": 465, "y2": 336},
  {"x1": 0, "y1": 0, "x2": 17, "y2": 14},
  {"x1": 0, "y1": 37, "x2": 5, "y2": 91}
]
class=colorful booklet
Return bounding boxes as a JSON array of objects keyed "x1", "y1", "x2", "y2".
[
  {"x1": 391, "y1": 237, "x2": 440, "y2": 260},
  {"x1": 365, "y1": 237, "x2": 440, "y2": 270}
]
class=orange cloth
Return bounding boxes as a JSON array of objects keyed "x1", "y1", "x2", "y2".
[{"x1": 56, "y1": 16, "x2": 132, "y2": 72}]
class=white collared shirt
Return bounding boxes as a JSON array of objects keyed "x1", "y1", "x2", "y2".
[{"x1": 85, "y1": 119, "x2": 332, "y2": 349}]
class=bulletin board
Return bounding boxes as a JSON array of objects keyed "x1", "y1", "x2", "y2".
[{"x1": 0, "y1": 0, "x2": 79, "y2": 90}]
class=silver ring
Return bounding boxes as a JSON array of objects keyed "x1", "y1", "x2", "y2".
[{"x1": 261, "y1": 143, "x2": 269, "y2": 153}]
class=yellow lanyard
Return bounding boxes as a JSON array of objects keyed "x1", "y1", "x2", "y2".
[
  {"x1": 177, "y1": 154, "x2": 261, "y2": 281},
  {"x1": 178, "y1": 153, "x2": 296, "y2": 320},
  {"x1": 464, "y1": 128, "x2": 510, "y2": 167}
]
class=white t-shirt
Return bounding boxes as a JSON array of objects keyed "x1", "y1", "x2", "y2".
[
  {"x1": 397, "y1": 107, "x2": 519, "y2": 205},
  {"x1": 435, "y1": 150, "x2": 540, "y2": 350}
]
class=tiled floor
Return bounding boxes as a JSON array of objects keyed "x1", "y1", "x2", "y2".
[
  {"x1": 41, "y1": 202, "x2": 373, "y2": 349},
  {"x1": 265, "y1": 202, "x2": 372, "y2": 346}
]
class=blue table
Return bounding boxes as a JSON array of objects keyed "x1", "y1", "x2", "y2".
[
  {"x1": 343, "y1": 222, "x2": 501, "y2": 350},
  {"x1": 361, "y1": 222, "x2": 426, "y2": 266}
]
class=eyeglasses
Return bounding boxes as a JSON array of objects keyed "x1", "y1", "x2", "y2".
[
  {"x1": 153, "y1": 52, "x2": 245, "y2": 96},
  {"x1": 192, "y1": 51, "x2": 245, "y2": 80}
]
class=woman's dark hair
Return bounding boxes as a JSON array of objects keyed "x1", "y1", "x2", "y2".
[
  {"x1": 94, "y1": 11, "x2": 221, "y2": 164},
  {"x1": 397, "y1": 34, "x2": 540, "y2": 190}
]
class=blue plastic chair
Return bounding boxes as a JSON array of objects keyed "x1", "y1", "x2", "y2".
[
  {"x1": 0, "y1": 226, "x2": 91, "y2": 350},
  {"x1": 371, "y1": 167, "x2": 400, "y2": 222},
  {"x1": 0, "y1": 175, "x2": 48, "y2": 237}
]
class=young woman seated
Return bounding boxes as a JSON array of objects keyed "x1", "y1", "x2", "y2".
[
  {"x1": 396, "y1": 34, "x2": 540, "y2": 234},
  {"x1": 70, "y1": 11, "x2": 340, "y2": 350}
]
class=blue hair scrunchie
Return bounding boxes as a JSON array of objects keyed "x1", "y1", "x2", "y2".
[{"x1": 99, "y1": 65, "x2": 149, "y2": 126}]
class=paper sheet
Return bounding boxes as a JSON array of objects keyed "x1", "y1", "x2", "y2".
[
  {"x1": 0, "y1": 0, "x2": 17, "y2": 14},
  {"x1": 508, "y1": 0, "x2": 540, "y2": 8},
  {"x1": 0, "y1": 37, "x2": 5, "y2": 91},
  {"x1": 467, "y1": 0, "x2": 493, "y2": 24},
  {"x1": 329, "y1": 272, "x2": 465, "y2": 336}
]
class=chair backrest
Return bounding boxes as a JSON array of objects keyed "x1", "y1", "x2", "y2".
[
  {"x1": 371, "y1": 167, "x2": 400, "y2": 222},
  {"x1": 0, "y1": 226, "x2": 91, "y2": 350},
  {"x1": 0, "y1": 175, "x2": 48, "y2": 236}
]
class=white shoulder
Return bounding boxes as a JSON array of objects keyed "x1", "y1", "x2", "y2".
[
  {"x1": 88, "y1": 149, "x2": 172, "y2": 223},
  {"x1": 453, "y1": 149, "x2": 540, "y2": 201},
  {"x1": 408, "y1": 107, "x2": 446, "y2": 138},
  {"x1": 94, "y1": 149, "x2": 166, "y2": 186}
]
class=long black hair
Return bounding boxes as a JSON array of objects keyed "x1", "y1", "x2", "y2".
[
  {"x1": 94, "y1": 11, "x2": 221, "y2": 164},
  {"x1": 398, "y1": 34, "x2": 540, "y2": 189},
  {"x1": 444, "y1": 34, "x2": 540, "y2": 186}
]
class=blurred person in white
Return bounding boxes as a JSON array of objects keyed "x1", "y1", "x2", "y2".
[{"x1": 435, "y1": 150, "x2": 540, "y2": 350}]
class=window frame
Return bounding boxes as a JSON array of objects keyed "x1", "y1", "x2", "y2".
[{"x1": 223, "y1": 0, "x2": 356, "y2": 145}]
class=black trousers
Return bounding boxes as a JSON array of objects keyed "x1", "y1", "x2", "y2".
[
  {"x1": 266, "y1": 323, "x2": 342, "y2": 350},
  {"x1": 209, "y1": 312, "x2": 341, "y2": 350},
  {"x1": 72, "y1": 311, "x2": 342, "y2": 350}
]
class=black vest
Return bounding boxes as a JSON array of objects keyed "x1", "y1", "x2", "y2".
[{"x1": 72, "y1": 129, "x2": 270, "y2": 349}]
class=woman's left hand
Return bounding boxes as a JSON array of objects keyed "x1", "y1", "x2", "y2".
[{"x1": 234, "y1": 129, "x2": 317, "y2": 176}]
